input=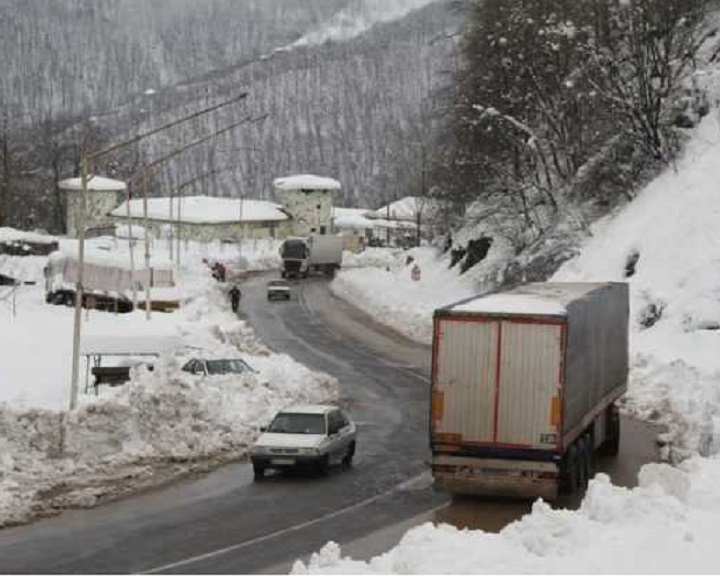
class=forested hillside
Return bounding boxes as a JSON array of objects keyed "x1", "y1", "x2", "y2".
[{"x1": 0, "y1": 0, "x2": 456, "y2": 231}]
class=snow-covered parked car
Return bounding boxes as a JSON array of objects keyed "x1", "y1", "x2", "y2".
[
  {"x1": 181, "y1": 357, "x2": 255, "y2": 377},
  {"x1": 250, "y1": 405, "x2": 356, "y2": 480},
  {"x1": 267, "y1": 279, "x2": 291, "y2": 301}
]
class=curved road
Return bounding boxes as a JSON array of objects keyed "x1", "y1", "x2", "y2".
[{"x1": 0, "y1": 276, "x2": 657, "y2": 574}]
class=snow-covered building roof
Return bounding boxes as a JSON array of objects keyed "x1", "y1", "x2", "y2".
[
  {"x1": 368, "y1": 218, "x2": 417, "y2": 230},
  {"x1": 0, "y1": 227, "x2": 58, "y2": 244},
  {"x1": 332, "y1": 207, "x2": 375, "y2": 230},
  {"x1": 59, "y1": 175, "x2": 127, "y2": 192},
  {"x1": 50, "y1": 245, "x2": 174, "y2": 271},
  {"x1": 111, "y1": 196, "x2": 288, "y2": 224},
  {"x1": 273, "y1": 174, "x2": 341, "y2": 191},
  {"x1": 370, "y1": 196, "x2": 444, "y2": 222}
]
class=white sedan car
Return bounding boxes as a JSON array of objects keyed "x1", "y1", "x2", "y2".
[
  {"x1": 250, "y1": 405, "x2": 356, "y2": 479},
  {"x1": 267, "y1": 279, "x2": 292, "y2": 301}
]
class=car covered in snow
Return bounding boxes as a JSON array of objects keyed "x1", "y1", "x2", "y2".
[
  {"x1": 267, "y1": 279, "x2": 291, "y2": 301},
  {"x1": 250, "y1": 405, "x2": 356, "y2": 479},
  {"x1": 181, "y1": 357, "x2": 255, "y2": 377}
]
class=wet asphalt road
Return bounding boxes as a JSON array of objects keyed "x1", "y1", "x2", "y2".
[{"x1": 0, "y1": 275, "x2": 658, "y2": 574}]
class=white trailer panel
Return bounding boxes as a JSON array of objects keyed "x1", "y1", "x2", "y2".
[
  {"x1": 433, "y1": 320, "x2": 498, "y2": 444},
  {"x1": 307, "y1": 236, "x2": 343, "y2": 266},
  {"x1": 496, "y1": 321, "x2": 562, "y2": 448}
]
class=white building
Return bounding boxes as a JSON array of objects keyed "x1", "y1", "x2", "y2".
[
  {"x1": 332, "y1": 207, "x2": 375, "y2": 253},
  {"x1": 273, "y1": 174, "x2": 341, "y2": 236},
  {"x1": 110, "y1": 195, "x2": 291, "y2": 242},
  {"x1": 59, "y1": 176, "x2": 127, "y2": 238}
]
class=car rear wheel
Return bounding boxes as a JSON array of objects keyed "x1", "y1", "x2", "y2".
[{"x1": 341, "y1": 442, "x2": 355, "y2": 470}]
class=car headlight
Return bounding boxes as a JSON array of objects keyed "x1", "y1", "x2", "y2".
[
  {"x1": 251, "y1": 445, "x2": 268, "y2": 455},
  {"x1": 299, "y1": 448, "x2": 319, "y2": 455}
]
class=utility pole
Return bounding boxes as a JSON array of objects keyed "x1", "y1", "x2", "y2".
[
  {"x1": 142, "y1": 170, "x2": 152, "y2": 320},
  {"x1": 126, "y1": 182, "x2": 138, "y2": 309},
  {"x1": 69, "y1": 153, "x2": 90, "y2": 410}
]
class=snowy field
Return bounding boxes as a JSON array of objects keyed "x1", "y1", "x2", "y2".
[
  {"x1": 0, "y1": 237, "x2": 338, "y2": 527},
  {"x1": 300, "y1": 111, "x2": 720, "y2": 571}
]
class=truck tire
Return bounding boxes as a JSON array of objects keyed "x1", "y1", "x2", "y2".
[
  {"x1": 601, "y1": 405, "x2": 621, "y2": 456},
  {"x1": 63, "y1": 292, "x2": 75, "y2": 307},
  {"x1": 560, "y1": 445, "x2": 579, "y2": 495},
  {"x1": 578, "y1": 434, "x2": 592, "y2": 490}
]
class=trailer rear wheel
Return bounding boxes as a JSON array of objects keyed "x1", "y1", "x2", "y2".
[
  {"x1": 578, "y1": 435, "x2": 592, "y2": 490},
  {"x1": 600, "y1": 404, "x2": 621, "y2": 456},
  {"x1": 560, "y1": 445, "x2": 579, "y2": 494}
]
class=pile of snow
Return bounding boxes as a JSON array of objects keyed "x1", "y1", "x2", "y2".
[
  {"x1": 341, "y1": 247, "x2": 401, "y2": 269},
  {"x1": 0, "y1": 254, "x2": 47, "y2": 283},
  {"x1": 294, "y1": 462, "x2": 720, "y2": 574},
  {"x1": 331, "y1": 247, "x2": 476, "y2": 343},
  {"x1": 0, "y1": 239, "x2": 338, "y2": 527}
]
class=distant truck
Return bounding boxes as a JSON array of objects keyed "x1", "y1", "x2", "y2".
[
  {"x1": 430, "y1": 282, "x2": 628, "y2": 500},
  {"x1": 280, "y1": 236, "x2": 343, "y2": 279}
]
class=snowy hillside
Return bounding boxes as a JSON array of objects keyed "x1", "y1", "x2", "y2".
[{"x1": 288, "y1": 0, "x2": 441, "y2": 47}]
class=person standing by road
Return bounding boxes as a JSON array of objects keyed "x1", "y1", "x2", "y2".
[{"x1": 229, "y1": 284, "x2": 241, "y2": 313}]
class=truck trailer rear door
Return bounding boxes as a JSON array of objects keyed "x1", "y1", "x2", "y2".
[
  {"x1": 433, "y1": 319, "x2": 499, "y2": 444},
  {"x1": 433, "y1": 317, "x2": 564, "y2": 450},
  {"x1": 496, "y1": 320, "x2": 563, "y2": 448}
]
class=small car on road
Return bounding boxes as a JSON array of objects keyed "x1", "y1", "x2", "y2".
[
  {"x1": 250, "y1": 405, "x2": 356, "y2": 479},
  {"x1": 267, "y1": 279, "x2": 291, "y2": 301},
  {"x1": 181, "y1": 357, "x2": 255, "y2": 376}
]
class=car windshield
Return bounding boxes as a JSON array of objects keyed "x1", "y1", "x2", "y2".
[
  {"x1": 206, "y1": 359, "x2": 252, "y2": 375},
  {"x1": 267, "y1": 413, "x2": 325, "y2": 435},
  {"x1": 269, "y1": 281, "x2": 289, "y2": 287}
]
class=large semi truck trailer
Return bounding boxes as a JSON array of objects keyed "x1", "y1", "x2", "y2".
[
  {"x1": 430, "y1": 282, "x2": 628, "y2": 500},
  {"x1": 280, "y1": 235, "x2": 343, "y2": 279}
]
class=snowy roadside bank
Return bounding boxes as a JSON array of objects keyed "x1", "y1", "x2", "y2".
[
  {"x1": 0, "y1": 241, "x2": 339, "y2": 528},
  {"x1": 330, "y1": 247, "x2": 477, "y2": 344}
]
